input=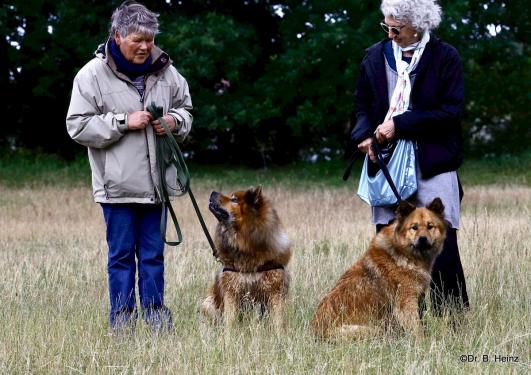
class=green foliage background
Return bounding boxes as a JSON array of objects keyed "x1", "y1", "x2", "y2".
[{"x1": 1, "y1": 0, "x2": 529, "y2": 165}]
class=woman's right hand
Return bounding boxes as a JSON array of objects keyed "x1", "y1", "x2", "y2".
[
  {"x1": 127, "y1": 111, "x2": 153, "y2": 130},
  {"x1": 358, "y1": 137, "x2": 376, "y2": 162}
]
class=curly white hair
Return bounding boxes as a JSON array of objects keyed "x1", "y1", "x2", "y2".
[{"x1": 380, "y1": 0, "x2": 442, "y2": 32}]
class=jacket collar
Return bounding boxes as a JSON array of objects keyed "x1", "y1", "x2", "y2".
[
  {"x1": 364, "y1": 34, "x2": 440, "y2": 61},
  {"x1": 95, "y1": 39, "x2": 172, "y2": 80},
  {"x1": 409, "y1": 35, "x2": 439, "y2": 77}
]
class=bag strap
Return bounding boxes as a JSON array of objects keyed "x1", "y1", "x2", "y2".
[{"x1": 370, "y1": 135, "x2": 403, "y2": 203}]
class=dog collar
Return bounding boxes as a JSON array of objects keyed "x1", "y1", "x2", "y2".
[{"x1": 222, "y1": 262, "x2": 285, "y2": 274}]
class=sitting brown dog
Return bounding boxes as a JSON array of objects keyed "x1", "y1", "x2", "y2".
[
  {"x1": 201, "y1": 186, "x2": 292, "y2": 330},
  {"x1": 311, "y1": 198, "x2": 447, "y2": 339}
]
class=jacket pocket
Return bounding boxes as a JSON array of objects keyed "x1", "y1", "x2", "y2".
[{"x1": 102, "y1": 133, "x2": 154, "y2": 199}]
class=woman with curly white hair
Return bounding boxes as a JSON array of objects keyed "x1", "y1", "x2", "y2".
[{"x1": 351, "y1": 0, "x2": 469, "y2": 316}]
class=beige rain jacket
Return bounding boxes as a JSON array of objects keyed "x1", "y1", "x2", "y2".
[{"x1": 66, "y1": 42, "x2": 192, "y2": 204}]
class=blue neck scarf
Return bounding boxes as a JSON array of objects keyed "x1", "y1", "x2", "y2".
[{"x1": 108, "y1": 38, "x2": 152, "y2": 79}]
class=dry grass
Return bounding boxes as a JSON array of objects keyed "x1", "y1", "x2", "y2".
[{"x1": 0, "y1": 183, "x2": 529, "y2": 374}]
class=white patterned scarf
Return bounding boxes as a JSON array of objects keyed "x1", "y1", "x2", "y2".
[{"x1": 385, "y1": 31, "x2": 431, "y2": 121}]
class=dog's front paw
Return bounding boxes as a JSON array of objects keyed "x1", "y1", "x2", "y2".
[{"x1": 201, "y1": 295, "x2": 222, "y2": 323}]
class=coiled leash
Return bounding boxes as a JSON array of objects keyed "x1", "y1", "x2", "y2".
[{"x1": 146, "y1": 102, "x2": 217, "y2": 258}]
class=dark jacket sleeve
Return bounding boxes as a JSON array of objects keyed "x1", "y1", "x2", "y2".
[
  {"x1": 351, "y1": 60, "x2": 376, "y2": 145},
  {"x1": 393, "y1": 46, "x2": 464, "y2": 140}
]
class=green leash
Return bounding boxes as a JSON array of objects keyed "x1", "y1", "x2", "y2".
[{"x1": 147, "y1": 102, "x2": 217, "y2": 258}]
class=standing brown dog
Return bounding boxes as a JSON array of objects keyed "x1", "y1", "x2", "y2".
[
  {"x1": 311, "y1": 198, "x2": 447, "y2": 339},
  {"x1": 201, "y1": 186, "x2": 292, "y2": 330}
]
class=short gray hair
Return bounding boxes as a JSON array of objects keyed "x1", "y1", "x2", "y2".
[
  {"x1": 380, "y1": 0, "x2": 442, "y2": 32},
  {"x1": 109, "y1": 1, "x2": 159, "y2": 38}
]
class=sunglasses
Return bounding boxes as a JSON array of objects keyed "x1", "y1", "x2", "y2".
[{"x1": 380, "y1": 22, "x2": 405, "y2": 35}]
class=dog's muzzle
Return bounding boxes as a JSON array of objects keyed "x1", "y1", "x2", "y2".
[
  {"x1": 414, "y1": 236, "x2": 432, "y2": 251},
  {"x1": 209, "y1": 191, "x2": 230, "y2": 221}
]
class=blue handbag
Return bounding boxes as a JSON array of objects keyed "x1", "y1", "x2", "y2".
[{"x1": 357, "y1": 138, "x2": 417, "y2": 207}]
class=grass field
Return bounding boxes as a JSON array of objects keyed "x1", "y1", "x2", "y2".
[{"x1": 0, "y1": 155, "x2": 529, "y2": 374}]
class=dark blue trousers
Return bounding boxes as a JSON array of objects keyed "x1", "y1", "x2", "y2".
[{"x1": 101, "y1": 203, "x2": 167, "y2": 327}]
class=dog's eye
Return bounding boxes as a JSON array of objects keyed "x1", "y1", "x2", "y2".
[
  {"x1": 427, "y1": 223, "x2": 434, "y2": 230},
  {"x1": 410, "y1": 225, "x2": 418, "y2": 231},
  {"x1": 230, "y1": 197, "x2": 239, "y2": 203}
]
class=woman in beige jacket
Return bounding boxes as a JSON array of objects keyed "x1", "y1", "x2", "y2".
[{"x1": 66, "y1": 1, "x2": 192, "y2": 332}]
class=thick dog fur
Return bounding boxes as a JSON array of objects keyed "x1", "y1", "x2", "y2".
[
  {"x1": 201, "y1": 186, "x2": 292, "y2": 330},
  {"x1": 311, "y1": 198, "x2": 447, "y2": 340}
]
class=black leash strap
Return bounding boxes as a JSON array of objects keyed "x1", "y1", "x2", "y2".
[
  {"x1": 370, "y1": 135, "x2": 403, "y2": 203},
  {"x1": 342, "y1": 149, "x2": 358, "y2": 181},
  {"x1": 342, "y1": 135, "x2": 403, "y2": 204},
  {"x1": 147, "y1": 103, "x2": 217, "y2": 258}
]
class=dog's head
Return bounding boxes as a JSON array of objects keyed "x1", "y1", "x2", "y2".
[
  {"x1": 209, "y1": 186, "x2": 265, "y2": 226},
  {"x1": 394, "y1": 198, "x2": 447, "y2": 260}
]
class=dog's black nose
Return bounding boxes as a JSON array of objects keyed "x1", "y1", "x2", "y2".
[{"x1": 416, "y1": 236, "x2": 430, "y2": 249}]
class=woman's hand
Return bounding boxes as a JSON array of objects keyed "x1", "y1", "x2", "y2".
[
  {"x1": 358, "y1": 137, "x2": 376, "y2": 162},
  {"x1": 375, "y1": 119, "x2": 395, "y2": 143},
  {"x1": 152, "y1": 115, "x2": 177, "y2": 136},
  {"x1": 127, "y1": 111, "x2": 152, "y2": 130}
]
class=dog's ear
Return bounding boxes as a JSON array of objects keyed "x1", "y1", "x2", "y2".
[
  {"x1": 395, "y1": 200, "x2": 416, "y2": 220},
  {"x1": 246, "y1": 185, "x2": 263, "y2": 207},
  {"x1": 427, "y1": 197, "x2": 445, "y2": 217}
]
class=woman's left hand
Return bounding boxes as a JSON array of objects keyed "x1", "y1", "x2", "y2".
[
  {"x1": 375, "y1": 119, "x2": 395, "y2": 143},
  {"x1": 152, "y1": 115, "x2": 176, "y2": 136}
]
